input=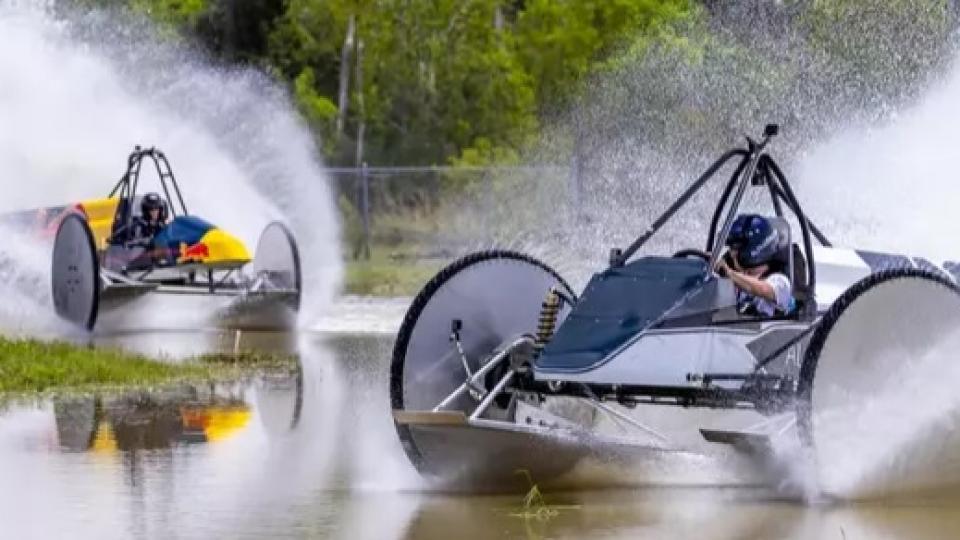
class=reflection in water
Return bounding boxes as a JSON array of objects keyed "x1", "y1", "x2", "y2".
[
  {"x1": 53, "y1": 386, "x2": 254, "y2": 453},
  {"x1": 1, "y1": 331, "x2": 960, "y2": 539},
  {"x1": 400, "y1": 488, "x2": 960, "y2": 540}
]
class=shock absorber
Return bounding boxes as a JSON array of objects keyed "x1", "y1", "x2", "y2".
[{"x1": 534, "y1": 288, "x2": 561, "y2": 357}]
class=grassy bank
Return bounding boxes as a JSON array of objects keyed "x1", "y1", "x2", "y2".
[
  {"x1": 342, "y1": 204, "x2": 452, "y2": 296},
  {"x1": 344, "y1": 244, "x2": 444, "y2": 296},
  {"x1": 0, "y1": 337, "x2": 297, "y2": 395}
]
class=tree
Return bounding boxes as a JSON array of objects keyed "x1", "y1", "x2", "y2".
[{"x1": 513, "y1": 0, "x2": 693, "y2": 113}]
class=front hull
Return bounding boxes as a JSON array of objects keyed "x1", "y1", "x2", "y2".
[
  {"x1": 400, "y1": 419, "x2": 588, "y2": 491},
  {"x1": 396, "y1": 411, "x2": 768, "y2": 492}
]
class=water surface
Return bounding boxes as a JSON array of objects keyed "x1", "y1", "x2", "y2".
[{"x1": 1, "y1": 331, "x2": 958, "y2": 539}]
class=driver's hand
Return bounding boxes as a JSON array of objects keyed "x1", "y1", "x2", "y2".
[{"x1": 714, "y1": 254, "x2": 730, "y2": 278}]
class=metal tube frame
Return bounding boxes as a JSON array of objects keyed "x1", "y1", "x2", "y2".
[
  {"x1": 704, "y1": 157, "x2": 750, "y2": 252},
  {"x1": 451, "y1": 330, "x2": 474, "y2": 378},
  {"x1": 707, "y1": 147, "x2": 765, "y2": 276},
  {"x1": 469, "y1": 370, "x2": 515, "y2": 421},
  {"x1": 521, "y1": 378, "x2": 795, "y2": 414},
  {"x1": 432, "y1": 337, "x2": 529, "y2": 412},
  {"x1": 581, "y1": 385, "x2": 670, "y2": 443},
  {"x1": 614, "y1": 149, "x2": 749, "y2": 266},
  {"x1": 108, "y1": 147, "x2": 191, "y2": 241},
  {"x1": 614, "y1": 128, "x2": 829, "y2": 297}
]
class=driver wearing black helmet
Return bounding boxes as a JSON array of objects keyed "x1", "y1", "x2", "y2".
[{"x1": 130, "y1": 192, "x2": 168, "y2": 247}]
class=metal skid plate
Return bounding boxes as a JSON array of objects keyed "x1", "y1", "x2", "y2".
[
  {"x1": 699, "y1": 428, "x2": 772, "y2": 455},
  {"x1": 51, "y1": 214, "x2": 100, "y2": 330},
  {"x1": 212, "y1": 221, "x2": 302, "y2": 330},
  {"x1": 252, "y1": 221, "x2": 302, "y2": 311},
  {"x1": 393, "y1": 411, "x2": 590, "y2": 490},
  {"x1": 393, "y1": 409, "x2": 704, "y2": 491},
  {"x1": 390, "y1": 250, "x2": 575, "y2": 477},
  {"x1": 799, "y1": 269, "x2": 960, "y2": 495}
]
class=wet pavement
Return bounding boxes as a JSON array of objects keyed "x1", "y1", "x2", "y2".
[{"x1": 1, "y1": 330, "x2": 960, "y2": 539}]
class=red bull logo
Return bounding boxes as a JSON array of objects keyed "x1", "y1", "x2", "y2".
[{"x1": 177, "y1": 241, "x2": 209, "y2": 263}]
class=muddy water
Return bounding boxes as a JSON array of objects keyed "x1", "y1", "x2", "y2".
[{"x1": 1, "y1": 330, "x2": 959, "y2": 539}]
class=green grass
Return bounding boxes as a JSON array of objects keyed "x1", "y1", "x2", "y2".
[
  {"x1": 0, "y1": 337, "x2": 297, "y2": 395},
  {"x1": 509, "y1": 470, "x2": 580, "y2": 522},
  {"x1": 344, "y1": 244, "x2": 443, "y2": 296},
  {"x1": 342, "y1": 203, "x2": 450, "y2": 296}
]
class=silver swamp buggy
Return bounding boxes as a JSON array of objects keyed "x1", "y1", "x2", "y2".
[{"x1": 390, "y1": 125, "x2": 960, "y2": 493}]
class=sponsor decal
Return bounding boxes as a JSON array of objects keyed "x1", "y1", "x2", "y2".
[{"x1": 177, "y1": 242, "x2": 209, "y2": 263}]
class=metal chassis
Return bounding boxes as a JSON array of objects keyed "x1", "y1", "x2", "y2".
[
  {"x1": 101, "y1": 266, "x2": 299, "y2": 299},
  {"x1": 437, "y1": 334, "x2": 797, "y2": 414},
  {"x1": 422, "y1": 335, "x2": 800, "y2": 450}
]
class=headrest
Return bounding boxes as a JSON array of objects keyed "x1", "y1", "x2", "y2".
[{"x1": 767, "y1": 216, "x2": 792, "y2": 267}]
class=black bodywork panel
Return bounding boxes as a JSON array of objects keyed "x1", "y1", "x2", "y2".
[{"x1": 535, "y1": 257, "x2": 709, "y2": 371}]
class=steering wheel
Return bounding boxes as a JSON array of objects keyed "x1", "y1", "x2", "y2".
[{"x1": 672, "y1": 248, "x2": 711, "y2": 261}]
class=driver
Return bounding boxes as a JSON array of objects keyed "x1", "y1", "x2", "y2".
[
  {"x1": 715, "y1": 214, "x2": 795, "y2": 317},
  {"x1": 131, "y1": 192, "x2": 168, "y2": 247}
]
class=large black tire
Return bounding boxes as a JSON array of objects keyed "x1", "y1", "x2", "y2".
[
  {"x1": 51, "y1": 214, "x2": 100, "y2": 330},
  {"x1": 797, "y1": 268, "x2": 960, "y2": 495},
  {"x1": 390, "y1": 249, "x2": 576, "y2": 475}
]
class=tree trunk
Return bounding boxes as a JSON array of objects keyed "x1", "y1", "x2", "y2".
[{"x1": 222, "y1": 0, "x2": 237, "y2": 60}]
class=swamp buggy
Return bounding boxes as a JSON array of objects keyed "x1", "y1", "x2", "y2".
[
  {"x1": 390, "y1": 125, "x2": 960, "y2": 494},
  {"x1": 6, "y1": 146, "x2": 302, "y2": 331}
]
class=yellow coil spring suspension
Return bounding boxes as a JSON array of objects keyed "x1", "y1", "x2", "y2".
[{"x1": 534, "y1": 288, "x2": 561, "y2": 356}]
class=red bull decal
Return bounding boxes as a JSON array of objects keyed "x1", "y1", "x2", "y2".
[{"x1": 177, "y1": 241, "x2": 209, "y2": 263}]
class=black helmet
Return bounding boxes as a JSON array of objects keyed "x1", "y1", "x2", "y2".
[
  {"x1": 725, "y1": 214, "x2": 780, "y2": 268},
  {"x1": 141, "y1": 192, "x2": 167, "y2": 222}
]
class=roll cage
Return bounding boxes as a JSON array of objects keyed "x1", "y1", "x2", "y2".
[
  {"x1": 610, "y1": 124, "x2": 831, "y2": 307},
  {"x1": 107, "y1": 146, "x2": 188, "y2": 244}
]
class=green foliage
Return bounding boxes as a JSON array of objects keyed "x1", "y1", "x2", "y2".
[
  {"x1": 267, "y1": 0, "x2": 349, "y2": 94},
  {"x1": 806, "y1": 0, "x2": 951, "y2": 102},
  {"x1": 451, "y1": 137, "x2": 521, "y2": 167},
  {"x1": 130, "y1": 0, "x2": 207, "y2": 27},
  {"x1": 353, "y1": 0, "x2": 539, "y2": 165},
  {"x1": 83, "y1": 0, "x2": 701, "y2": 166},
  {"x1": 513, "y1": 0, "x2": 693, "y2": 110},
  {"x1": 569, "y1": 0, "x2": 957, "y2": 168},
  {"x1": 294, "y1": 67, "x2": 339, "y2": 153},
  {"x1": 75, "y1": 0, "x2": 958, "y2": 168}
]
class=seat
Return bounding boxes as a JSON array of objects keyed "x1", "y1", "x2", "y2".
[
  {"x1": 108, "y1": 197, "x2": 132, "y2": 245},
  {"x1": 766, "y1": 216, "x2": 811, "y2": 316},
  {"x1": 766, "y1": 217, "x2": 793, "y2": 277},
  {"x1": 791, "y1": 243, "x2": 812, "y2": 315},
  {"x1": 108, "y1": 195, "x2": 162, "y2": 245}
]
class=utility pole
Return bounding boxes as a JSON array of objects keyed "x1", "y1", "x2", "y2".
[
  {"x1": 354, "y1": 37, "x2": 370, "y2": 260},
  {"x1": 355, "y1": 37, "x2": 365, "y2": 167},
  {"x1": 336, "y1": 15, "x2": 356, "y2": 136}
]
